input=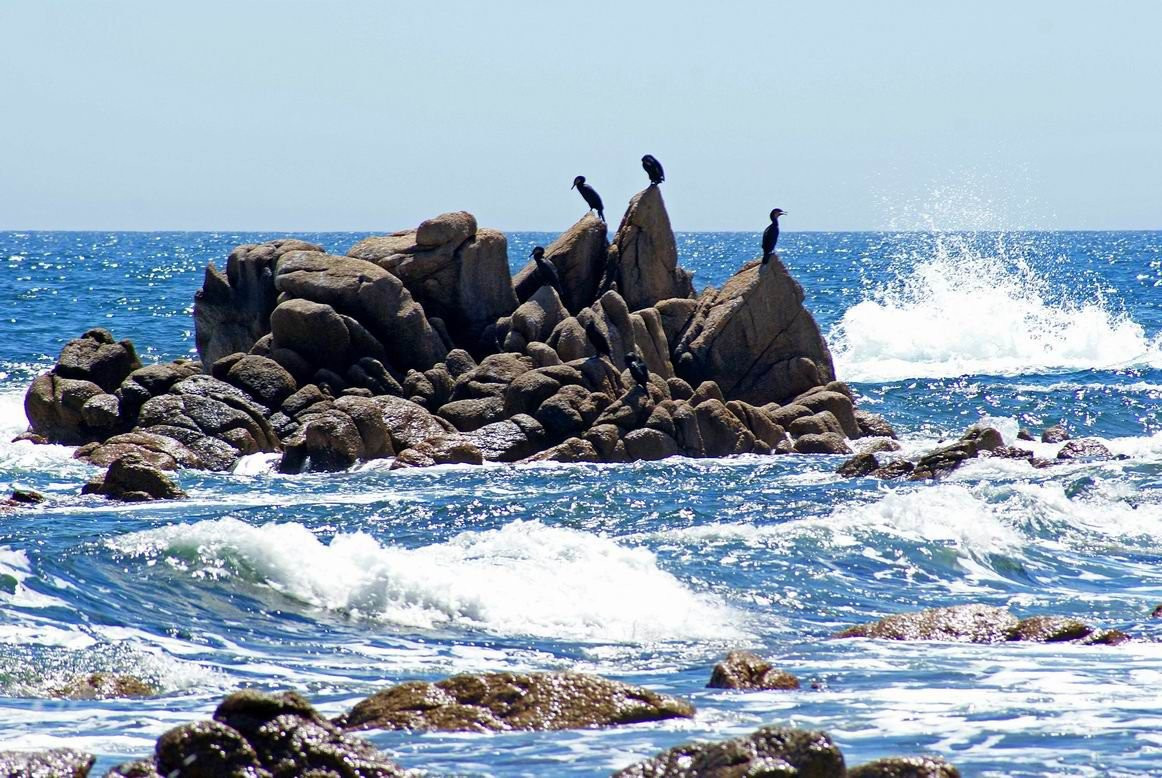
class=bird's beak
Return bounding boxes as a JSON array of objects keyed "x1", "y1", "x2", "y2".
[{"x1": 570, "y1": 182, "x2": 576, "y2": 189}]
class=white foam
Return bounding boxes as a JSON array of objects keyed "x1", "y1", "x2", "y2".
[
  {"x1": 108, "y1": 518, "x2": 744, "y2": 644},
  {"x1": 830, "y1": 232, "x2": 1161, "y2": 381}
]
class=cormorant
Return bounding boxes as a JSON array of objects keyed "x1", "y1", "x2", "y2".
[
  {"x1": 572, "y1": 176, "x2": 605, "y2": 222},
  {"x1": 762, "y1": 208, "x2": 787, "y2": 264},
  {"x1": 530, "y1": 246, "x2": 562, "y2": 295},
  {"x1": 584, "y1": 318, "x2": 612, "y2": 359},
  {"x1": 625, "y1": 352, "x2": 650, "y2": 390},
  {"x1": 641, "y1": 154, "x2": 664, "y2": 185}
]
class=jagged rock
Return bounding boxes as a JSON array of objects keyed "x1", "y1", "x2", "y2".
[
  {"x1": 1057, "y1": 438, "x2": 1114, "y2": 460},
  {"x1": 83, "y1": 453, "x2": 186, "y2": 501},
  {"x1": 75, "y1": 431, "x2": 201, "y2": 470},
  {"x1": 50, "y1": 672, "x2": 155, "y2": 700},
  {"x1": 872, "y1": 459, "x2": 915, "y2": 479},
  {"x1": 793, "y1": 432, "x2": 852, "y2": 455},
  {"x1": 0, "y1": 749, "x2": 94, "y2": 778},
  {"x1": 274, "y1": 250, "x2": 447, "y2": 371},
  {"x1": 837, "y1": 451, "x2": 881, "y2": 477},
  {"x1": 224, "y1": 354, "x2": 297, "y2": 408},
  {"x1": 623, "y1": 427, "x2": 679, "y2": 461},
  {"x1": 1041, "y1": 424, "x2": 1070, "y2": 443},
  {"x1": 674, "y1": 258, "x2": 835, "y2": 405},
  {"x1": 910, "y1": 426, "x2": 1004, "y2": 480},
  {"x1": 513, "y1": 214, "x2": 609, "y2": 313},
  {"x1": 611, "y1": 726, "x2": 844, "y2": 778},
  {"x1": 793, "y1": 388, "x2": 860, "y2": 438},
  {"x1": 605, "y1": 186, "x2": 694, "y2": 311},
  {"x1": 194, "y1": 239, "x2": 321, "y2": 366},
  {"x1": 338, "y1": 672, "x2": 693, "y2": 733},
  {"x1": 848, "y1": 756, "x2": 961, "y2": 778},
  {"x1": 789, "y1": 410, "x2": 846, "y2": 438},
  {"x1": 655, "y1": 297, "x2": 699, "y2": 350},
  {"x1": 694, "y1": 400, "x2": 754, "y2": 457},
  {"x1": 525, "y1": 437, "x2": 601, "y2": 463},
  {"x1": 707, "y1": 651, "x2": 800, "y2": 691},
  {"x1": 54, "y1": 328, "x2": 142, "y2": 392},
  {"x1": 855, "y1": 409, "x2": 898, "y2": 439}
]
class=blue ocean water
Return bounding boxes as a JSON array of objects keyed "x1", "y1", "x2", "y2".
[{"x1": 1, "y1": 229, "x2": 1160, "y2": 776}]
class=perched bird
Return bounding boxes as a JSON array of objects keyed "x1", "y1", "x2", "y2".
[
  {"x1": 762, "y1": 208, "x2": 787, "y2": 264},
  {"x1": 625, "y1": 352, "x2": 650, "y2": 389},
  {"x1": 584, "y1": 318, "x2": 612, "y2": 359},
  {"x1": 530, "y1": 246, "x2": 562, "y2": 294},
  {"x1": 641, "y1": 154, "x2": 665, "y2": 185},
  {"x1": 572, "y1": 176, "x2": 605, "y2": 222}
]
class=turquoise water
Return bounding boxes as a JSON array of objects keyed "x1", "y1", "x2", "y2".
[{"x1": 1, "y1": 229, "x2": 1161, "y2": 776}]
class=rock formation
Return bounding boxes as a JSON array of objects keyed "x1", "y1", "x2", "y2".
[
  {"x1": 21, "y1": 184, "x2": 895, "y2": 478},
  {"x1": 706, "y1": 650, "x2": 800, "y2": 691}
]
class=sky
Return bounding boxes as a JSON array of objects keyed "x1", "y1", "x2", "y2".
[{"x1": 1, "y1": 1, "x2": 1160, "y2": 232}]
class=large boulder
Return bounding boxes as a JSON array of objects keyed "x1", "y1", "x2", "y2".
[
  {"x1": 706, "y1": 650, "x2": 800, "y2": 691},
  {"x1": 54, "y1": 328, "x2": 142, "y2": 392},
  {"x1": 274, "y1": 250, "x2": 448, "y2": 371},
  {"x1": 513, "y1": 213, "x2": 609, "y2": 314},
  {"x1": 350, "y1": 215, "x2": 517, "y2": 354},
  {"x1": 605, "y1": 186, "x2": 694, "y2": 311},
  {"x1": 24, "y1": 373, "x2": 107, "y2": 444},
  {"x1": 194, "y1": 239, "x2": 321, "y2": 366},
  {"x1": 337, "y1": 671, "x2": 694, "y2": 733},
  {"x1": 83, "y1": 452, "x2": 187, "y2": 501},
  {"x1": 225, "y1": 354, "x2": 297, "y2": 407},
  {"x1": 674, "y1": 258, "x2": 836, "y2": 405}
]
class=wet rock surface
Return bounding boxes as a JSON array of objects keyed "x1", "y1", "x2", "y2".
[
  {"x1": 0, "y1": 748, "x2": 94, "y2": 778},
  {"x1": 707, "y1": 650, "x2": 800, "y2": 691},
  {"x1": 834, "y1": 604, "x2": 1127, "y2": 645},
  {"x1": 337, "y1": 671, "x2": 694, "y2": 733}
]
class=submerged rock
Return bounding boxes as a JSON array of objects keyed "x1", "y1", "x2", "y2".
[
  {"x1": 612, "y1": 725, "x2": 845, "y2": 778},
  {"x1": 707, "y1": 650, "x2": 800, "y2": 691},
  {"x1": 337, "y1": 671, "x2": 694, "y2": 733},
  {"x1": 834, "y1": 604, "x2": 1127, "y2": 645},
  {"x1": 50, "y1": 672, "x2": 156, "y2": 700}
]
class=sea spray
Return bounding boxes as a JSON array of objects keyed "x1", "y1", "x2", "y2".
[{"x1": 830, "y1": 231, "x2": 1160, "y2": 381}]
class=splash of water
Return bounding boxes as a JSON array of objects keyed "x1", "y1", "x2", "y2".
[{"x1": 830, "y1": 232, "x2": 1160, "y2": 382}]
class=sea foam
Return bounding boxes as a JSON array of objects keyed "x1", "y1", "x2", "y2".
[
  {"x1": 830, "y1": 232, "x2": 1161, "y2": 382},
  {"x1": 108, "y1": 518, "x2": 743, "y2": 644}
]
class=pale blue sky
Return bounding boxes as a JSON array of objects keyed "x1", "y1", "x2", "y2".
[{"x1": 2, "y1": 1, "x2": 1159, "y2": 231}]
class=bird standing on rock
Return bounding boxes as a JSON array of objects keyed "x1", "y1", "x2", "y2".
[
  {"x1": 625, "y1": 353, "x2": 650, "y2": 390},
  {"x1": 584, "y1": 318, "x2": 612, "y2": 359},
  {"x1": 572, "y1": 176, "x2": 605, "y2": 222},
  {"x1": 762, "y1": 209, "x2": 787, "y2": 264},
  {"x1": 641, "y1": 154, "x2": 664, "y2": 185},
  {"x1": 530, "y1": 246, "x2": 562, "y2": 295}
]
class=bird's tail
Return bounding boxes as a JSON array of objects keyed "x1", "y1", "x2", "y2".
[
  {"x1": 598, "y1": 209, "x2": 605, "y2": 222},
  {"x1": 762, "y1": 252, "x2": 771, "y2": 264}
]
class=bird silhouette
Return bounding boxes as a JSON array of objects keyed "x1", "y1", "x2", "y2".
[
  {"x1": 641, "y1": 154, "x2": 665, "y2": 185},
  {"x1": 530, "y1": 246, "x2": 562, "y2": 295},
  {"x1": 625, "y1": 352, "x2": 650, "y2": 389},
  {"x1": 584, "y1": 318, "x2": 612, "y2": 359},
  {"x1": 762, "y1": 208, "x2": 787, "y2": 264},
  {"x1": 572, "y1": 176, "x2": 605, "y2": 222}
]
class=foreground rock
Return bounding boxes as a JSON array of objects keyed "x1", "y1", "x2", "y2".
[
  {"x1": 337, "y1": 671, "x2": 694, "y2": 733},
  {"x1": 706, "y1": 650, "x2": 800, "y2": 691},
  {"x1": 82, "y1": 453, "x2": 186, "y2": 502},
  {"x1": 833, "y1": 604, "x2": 1130, "y2": 645},
  {"x1": 612, "y1": 725, "x2": 959, "y2": 778},
  {"x1": 107, "y1": 690, "x2": 405, "y2": 778},
  {"x1": 0, "y1": 749, "x2": 94, "y2": 777}
]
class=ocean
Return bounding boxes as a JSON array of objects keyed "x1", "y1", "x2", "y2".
[{"x1": 1, "y1": 229, "x2": 1160, "y2": 776}]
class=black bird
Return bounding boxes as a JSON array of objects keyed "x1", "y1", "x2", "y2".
[
  {"x1": 584, "y1": 318, "x2": 612, "y2": 359},
  {"x1": 762, "y1": 208, "x2": 787, "y2": 264},
  {"x1": 572, "y1": 176, "x2": 605, "y2": 222},
  {"x1": 625, "y1": 352, "x2": 650, "y2": 390},
  {"x1": 641, "y1": 154, "x2": 664, "y2": 185},
  {"x1": 530, "y1": 246, "x2": 562, "y2": 295}
]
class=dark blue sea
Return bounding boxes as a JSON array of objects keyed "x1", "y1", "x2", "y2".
[{"x1": 1, "y1": 229, "x2": 1161, "y2": 776}]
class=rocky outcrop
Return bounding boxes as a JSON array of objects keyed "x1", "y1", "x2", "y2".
[
  {"x1": 834, "y1": 604, "x2": 1130, "y2": 645},
  {"x1": 605, "y1": 186, "x2": 694, "y2": 310},
  {"x1": 674, "y1": 258, "x2": 836, "y2": 406},
  {"x1": 512, "y1": 213, "x2": 609, "y2": 314},
  {"x1": 838, "y1": 425, "x2": 1005, "y2": 480},
  {"x1": 106, "y1": 690, "x2": 406, "y2": 778},
  {"x1": 337, "y1": 671, "x2": 694, "y2": 733},
  {"x1": 612, "y1": 726, "x2": 845, "y2": 778},
  {"x1": 50, "y1": 672, "x2": 155, "y2": 700},
  {"x1": 193, "y1": 239, "x2": 321, "y2": 366},
  {"x1": 349, "y1": 212, "x2": 518, "y2": 354},
  {"x1": 849, "y1": 757, "x2": 961, "y2": 778},
  {"x1": 706, "y1": 650, "x2": 800, "y2": 691}
]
